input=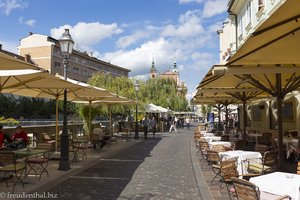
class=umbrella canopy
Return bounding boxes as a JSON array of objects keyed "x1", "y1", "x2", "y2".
[
  {"x1": 227, "y1": 0, "x2": 300, "y2": 65},
  {"x1": 221, "y1": 0, "x2": 300, "y2": 168},
  {"x1": 0, "y1": 52, "x2": 42, "y2": 70},
  {"x1": 145, "y1": 103, "x2": 168, "y2": 113},
  {"x1": 194, "y1": 66, "x2": 272, "y2": 136}
]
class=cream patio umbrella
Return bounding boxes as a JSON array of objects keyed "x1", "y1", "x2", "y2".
[
  {"x1": 195, "y1": 66, "x2": 271, "y2": 138},
  {"x1": 4, "y1": 73, "x2": 116, "y2": 152},
  {"x1": 227, "y1": 0, "x2": 300, "y2": 65},
  {"x1": 0, "y1": 52, "x2": 41, "y2": 70},
  {"x1": 223, "y1": 0, "x2": 300, "y2": 169}
]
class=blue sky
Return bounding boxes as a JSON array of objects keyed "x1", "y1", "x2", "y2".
[{"x1": 0, "y1": 0, "x2": 228, "y2": 99}]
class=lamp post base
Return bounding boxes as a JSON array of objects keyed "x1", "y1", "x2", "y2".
[{"x1": 58, "y1": 159, "x2": 70, "y2": 171}]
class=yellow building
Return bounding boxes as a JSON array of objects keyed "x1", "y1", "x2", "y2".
[{"x1": 18, "y1": 32, "x2": 130, "y2": 82}]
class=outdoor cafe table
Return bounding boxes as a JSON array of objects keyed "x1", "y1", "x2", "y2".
[
  {"x1": 202, "y1": 136, "x2": 221, "y2": 143},
  {"x1": 209, "y1": 141, "x2": 232, "y2": 149},
  {"x1": 202, "y1": 132, "x2": 215, "y2": 137},
  {"x1": 250, "y1": 172, "x2": 300, "y2": 200},
  {"x1": 219, "y1": 150, "x2": 262, "y2": 175}
]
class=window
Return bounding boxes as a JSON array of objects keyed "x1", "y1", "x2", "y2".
[
  {"x1": 53, "y1": 49, "x2": 60, "y2": 56},
  {"x1": 73, "y1": 67, "x2": 79, "y2": 74},
  {"x1": 258, "y1": 0, "x2": 264, "y2": 11},
  {"x1": 238, "y1": 14, "x2": 243, "y2": 38},
  {"x1": 82, "y1": 70, "x2": 88, "y2": 76},
  {"x1": 54, "y1": 62, "x2": 61, "y2": 69},
  {"x1": 81, "y1": 59, "x2": 86, "y2": 64},
  {"x1": 246, "y1": 2, "x2": 252, "y2": 25}
]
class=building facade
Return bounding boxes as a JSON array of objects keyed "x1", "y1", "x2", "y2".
[
  {"x1": 18, "y1": 33, "x2": 130, "y2": 83},
  {"x1": 219, "y1": 0, "x2": 286, "y2": 64}
]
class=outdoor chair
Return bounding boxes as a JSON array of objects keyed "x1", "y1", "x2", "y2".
[
  {"x1": 26, "y1": 150, "x2": 49, "y2": 180},
  {"x1": 219, "y1": 156, "x2": 239, "y2": 200},
  {"x1": 234, "y1": 140, "x2": 244, "y2": 150},
  {"x1": 198, "y1": 141, "x2": 209, "y2": 165},
  {"x1": 221, "y1": 134, "x2": 230, "y2": 141},
  {"x1": 0, "y1": 151, "x2": 26, "y2": 192},
  {"x1": 42, "y1": 133, "x2": 55, "y2": 144},
  {"x1": 247, "y1": 150, "x2": 278, "y2": 175},
  {"x1": 207, "y1": 149, "x2": 222, "y2": 185},
  {"x1": 297, "y1": 162, "x2": 300, "y2": 175},
  {"x1": 231, "y1": 177, "x2": 291, "y2": 200}
]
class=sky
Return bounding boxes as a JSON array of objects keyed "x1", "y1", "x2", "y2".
[{"x1": 0, "y1": 0, "x2": 228, "y2": 100}]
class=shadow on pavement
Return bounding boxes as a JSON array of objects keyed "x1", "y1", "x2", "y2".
[{"x1": 38, "y1": 137, "x2": 162, "y2": 200}]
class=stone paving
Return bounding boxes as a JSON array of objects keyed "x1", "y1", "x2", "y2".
[{"x1": 0, "y1": 126, "x2": 236, "y2": 200}]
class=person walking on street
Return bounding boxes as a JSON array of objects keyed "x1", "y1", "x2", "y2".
[
  {"x1": 142, "y1": 115, "x2": 150, "y2": 138},
  {"x1": 169, "y1": 117, "x2": 177, "y2": 133},
  {"x1": 150, "y1": 116, "x2": 157, "y2": 137},
  {"x1": 185, "y1": 116, "x2": 190, "y2": 130}
]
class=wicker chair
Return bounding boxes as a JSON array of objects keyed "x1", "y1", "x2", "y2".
[
  {"x1": 231, "y1": 177, "x2": 291, "y2": 200},
  {"x1": 297, "y1": 162, "x2": 300, "y2": 175},
  {"x1": 247, "y1": 150, "x2": 278, "y2": 175},
  {"x1": 220, "y1": 157, "x2": 239, "y2": 200},
  {"x1": 207, "y1": 149, "x2": 222, "y2": 185},
  {"x1": 198, "y1": 141, "x2": 209, "y2": 165}
]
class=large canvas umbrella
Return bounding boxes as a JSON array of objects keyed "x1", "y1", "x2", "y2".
[
  {"x1": 227, "y1": 0, "x2": 300, "y2": 65},
  {"x1": 223, "y1": 0, "x2": 300, "y2": 169},
  {"x1": 194, "y1": 66, "x2": 271, "y2": 136},
  {"x1": 2, "y1": 71, "x2": 116, "y2": 151},
  {"x1": 0, "y1": 52, "x2": 41, "y2": 70}
]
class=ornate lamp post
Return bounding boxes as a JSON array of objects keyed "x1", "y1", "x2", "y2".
[
  {"x1": 58, "y1": 29, "x2": 74, "y2": 171},
  {"x1": 134, "y1": 80, "x2": 140, "y2": 139}
]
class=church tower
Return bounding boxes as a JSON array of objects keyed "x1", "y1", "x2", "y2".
[
  {"x1": 172, "y1": 59, "x2": 179, "y2": 73},
  {"x1": 149, "y1": 58, "x2": 158, "y2": 79}
]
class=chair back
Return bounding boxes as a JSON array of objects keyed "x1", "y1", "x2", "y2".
[
  {"x1": 207, "y1": 149, "x2": 221, "y2": 165},
  {"x1": 220, "y1": 157, "x2": 239, "y2": 182},
  {"x1": 221, "y1": 135, "x2": 230, "y2": 141},
  {"x1": 212, "y1": 144, "x2": 226, "y2": 152},
  {"x1": 231, "y1": 177, "x2": 260, "y2": 200},
  {"x1": 0, "y1": 151, "x2": 16, "y2": 166},
  {"x1": 297, "y1": 162, "x2": 300, "y2": 175},
  {"x1": 235, "y1": 140, "x2": 244, "y2": 150},
  {"x1": 262, "y1": 151, "x2": 278, "y2": 173}
]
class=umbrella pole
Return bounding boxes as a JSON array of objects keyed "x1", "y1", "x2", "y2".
[
  {"x1": 109, "y1": 105, "x2": 112, "y2": 135},
  {"x1": 242, "y1": 98, "x2": 247, "y2": 148},
  {"x1": 55, "y1": 97, "x2": 59, "y2": 152},
  {"x1": 89, "y1": 101, "x2": 92, "y2": 135},
  {"x1": 276, "y1": 73, "x2": 283, "y2": 170}
]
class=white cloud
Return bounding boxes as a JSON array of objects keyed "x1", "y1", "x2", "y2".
[
  {"x1": 116, "y1": 31, "x2": 149, "y2": 49},
  {"x1": 202, "y1": 0, "x2": 228, "y2": 18},
  {"x1": 25, "y1": 19, "x2": 36, "y2": 27},
  {"x1": 100, "y1": 38, "x2": 178, "y2": 75},
  {"x1": 19, "y1": 17, "x2": 36, "y2": 26},
  {"x1": 0, "y1": 0, "x2": 28, "y2": 15},
  {"x1": 178, "y1": 0, "x2": 204, "y2": 4},
  {"x1": 161, "y1": 10, "x2": 204, "y2": 38},
  {"x1": 50, "y1": 22, "x2": 123, "y2": 49}
]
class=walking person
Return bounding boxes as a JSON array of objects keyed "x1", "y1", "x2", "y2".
[
  {"x1": 142, "y1": 115, "x2": 150, "y2": 138},
  {"x1": 185, "y1": 116, "x2": 190, "y2": 130},
  {"x1": 169, "y1": 117, "x2": 177, "y2": 133},
  {"x1": 150, "y1": 116, "x2": 157, "y2": 137}
]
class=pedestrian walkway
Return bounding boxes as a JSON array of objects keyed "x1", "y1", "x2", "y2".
[{"x1": 0, "y1": 127, "x2": 232, "y2": 200}]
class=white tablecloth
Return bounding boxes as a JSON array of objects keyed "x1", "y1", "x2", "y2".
[
  {"x1": 209, "y1": 141, "x2": 232, "y2": 148},
  {"x1": 250, "y1": 172, "x2": 300, "y2": 200},
  {"x1": 219, "y1": 150, "x2": 262, "y2": 175},
  {"x1": 202, "y1": 132, "x2": 215, "y2": 137},
  {"x1": 203, "y1": 136, "x2": 221, "y2": 143}
]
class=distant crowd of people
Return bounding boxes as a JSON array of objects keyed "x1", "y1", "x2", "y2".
[
  {"x1": 140, "y1": 115, "x2": 192, "y2": 138},
  {"x1": 0, "y1": 125, "x2": 28, "y2": 150}
]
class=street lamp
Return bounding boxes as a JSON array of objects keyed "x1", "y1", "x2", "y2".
[
  {"x1": 134, "y1": 80, "x2": 140, "y2": 139},
  {"x1": 58, "y1": 29, "x2": 74, "y2": 171}
]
